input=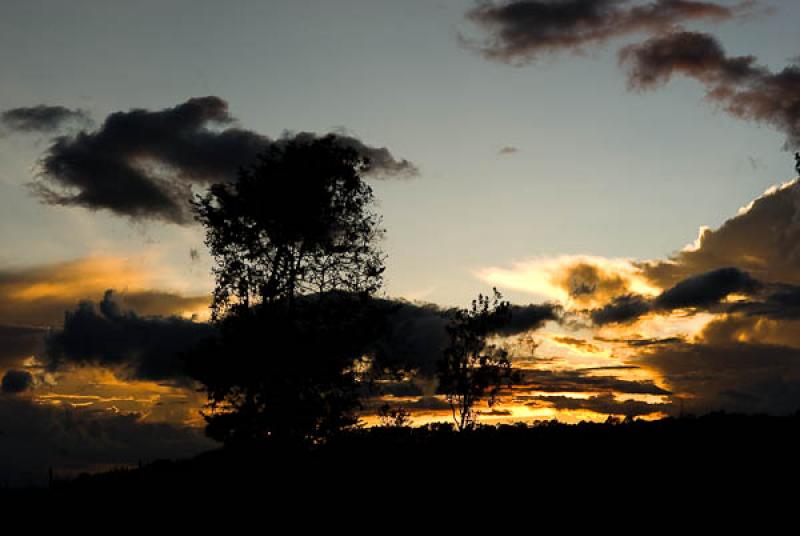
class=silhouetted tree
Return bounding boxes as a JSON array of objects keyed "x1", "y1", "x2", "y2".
[
  {"x1": 187, "y1": 135, "x2": 386, "y2": 445},
  {"x1": 795, "y1": 152, "x2": 800, "y2": 175},
  {"x1": 195, "y1": 135, "x2": 385, "y2": 318},
  {"x1": 437, "y1": 289, "x2": 515, "y2": 431}
]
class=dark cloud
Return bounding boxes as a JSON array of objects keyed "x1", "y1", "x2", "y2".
[
  {"x1": 502, "y1": 303, "x2": 562, "y2": 335},
  {"x1": 1, "y1": 105, "x2": 92, "y2": 133},
  {"x1": 641, "y1": 181, "x2": 800, "y2": 289},
  {"x1": 0, "y1": 398, "x2": 213, "y2": 486},
  {"x1": 729, "y1": 284, "x2": 800, "y2": 319},
  {"x1": 639, "y1": 340, "x2": 800, "y2": 414},
  {"x1": 373, "y1": 300, "x2": 451, "y2": 374},
  {"x1": 654, "y1": 266, "x2": 759, "y2": 309},
  {"x1": 532, "y1": 393, "x2": 671, "y2": 416},
  {"x1": 465, "y1": 0, "x2": 750, "y2": 63},
  {"x1": 592, "y1": 267, "x2": 761, "y2": 324},
  {"x1": 594, "y1": 335, "x2": 683, "y2": 347},
  {"x1": 45, "y1": 290, "x2": 215, "y2": 383},
  {"x1": 1, "y1": 369, "x2": 34, "y2": 394},
  {"x1": 374, "y1": 299, "x2": 559, "y2": 373},
  {"x1": 34, "y1": 96, "x2": 417, "y2": 223},
  {"x1": 517, "y1": 368, "x2": 671, "y2": 395},
  {"x1": 620, "y1": 30, "x2": 800, "y2": 149},
  {"x1": 591, "y1": 294, "x2": 651, "y2": 325}
]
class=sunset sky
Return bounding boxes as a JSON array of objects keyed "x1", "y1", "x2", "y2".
[{"x1": 2, "y1": 0, "x2": 800, "y2": 483}]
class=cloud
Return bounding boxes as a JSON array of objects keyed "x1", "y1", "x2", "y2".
[
  {"x1": 498, "y1": 146, "x2": 519, "y2": 155},
  {"x1": 502, "y1": 303, "x2": 562, "y2": 335},
  {"x1": 464, "y1": 0, "x2": 751, "y2": 63},
  {"x1": 591, "y1": 294, "x2": 652, "y2": 325},
  {"x1": 654, "y1": 266, "x2": 759, "y2": 309},
  {"x1": 477, "y1": 255, "x2": 660, "y2": 307},
  {"x1": 374, "y1": 299, "x2": 559, "y2": 373},
  {"x1": 729, "y1": 284, "x2": 800, "y2": 319},
  {"x1": 33, "y1": 96, "x2": 417, "y2": 223},
  {"x1": 532, "y1": 393, "x2": 671, "y2": 416},
  {"x1": 0, "y1": 256, "x2": 210, "y2": 327},
  {"x1": 591, "y1": 267, "x2": 761, "y2": 324},
  {"x1": 1, "y1": 105, "x2": 92, "y2": 133},
  {"x1": 0, "y1": 398, "x2": 213, "y2": 486},
  {"x1": 44, "y1": 290, "x2": 215, "y2": 383},
  {"x1": 1, "y1": 369, "x2": 34, "y2": 394},
  {"x1": 639, "y1": 340, "x2": 800, "y2": 414},
  {"x1": 517, "y1": 368, "x2": 671, "y2": 395},
  {"x1": 620, "y1": 30, "x2": 800, "y2": 149},
  {"x1": 594, "y1": 335, "x2": 684, "y2": 347},
  {"x1": 641, "y1": 180, "x2": 800, "y2": 288},
  {"x1": 552, "y1": 335, "x2": 603, "y2": 354}
]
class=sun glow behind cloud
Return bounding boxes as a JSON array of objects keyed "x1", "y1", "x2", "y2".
[{"x1": 475, "y1": 255, "x2": 661, "y2": 307}]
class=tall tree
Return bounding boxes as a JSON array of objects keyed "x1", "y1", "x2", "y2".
[
  {"x1": 438, "y1": 289, "x2": 516, "y2": 431},
  {"x1": 188, "y1": 135, "x2": 386, "y2": 445}
]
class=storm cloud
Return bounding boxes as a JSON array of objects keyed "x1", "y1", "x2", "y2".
[
  {"x1": 34, "y1": 96, "x2": 417, "y2": 223},
  {"x1": 465, "y1": 0, "x2": 751, "y2": 63},
  {"x1": 1, "y1": 105, "x2": 92, "y2": 133},
  {"x1": 620, "y1": 30, "x2": 800, "y2": 149}
]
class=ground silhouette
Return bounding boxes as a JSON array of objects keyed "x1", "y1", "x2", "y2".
[{"x1": 43, "y1": 412, "x2": 800, "y2": 495}]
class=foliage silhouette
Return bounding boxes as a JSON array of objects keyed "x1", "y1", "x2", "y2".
[
  {"x1": 377, "y1": 403, "x2": 412, "y2": 428},
  {"x1": 187, "y1": 135, "x2": 387, "y2": 445},
  {"x1": 437, "y1": 289, "x2": 517, "y2": 431}
]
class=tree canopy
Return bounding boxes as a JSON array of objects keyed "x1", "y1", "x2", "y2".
[
  {"x1": 187, "y1": 135, "x2": 387, "y2": 445},
  {"x1": 194, "y1": 135, "x2": 385, "y2": 318}
]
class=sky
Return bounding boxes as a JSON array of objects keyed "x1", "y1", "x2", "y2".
[{"x1": 1, "y1": 0, "x2": 800, "y2": 483}]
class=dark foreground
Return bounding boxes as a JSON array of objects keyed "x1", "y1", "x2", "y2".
[{"x1": 26, "y1": 413, "x2": 796, "y2": 496}]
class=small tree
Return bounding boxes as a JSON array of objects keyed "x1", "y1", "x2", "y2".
[
  {"x1": 437, "y1": 289, "x2": 516, "y2": 431},
  {"x1": 187, "y1": 135, "x2": 386, "y2": 445}
]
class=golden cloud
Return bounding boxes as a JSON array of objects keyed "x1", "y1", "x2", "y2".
[{"x1": 476, "y1": 255, "x2": 660, "y2": 308}]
